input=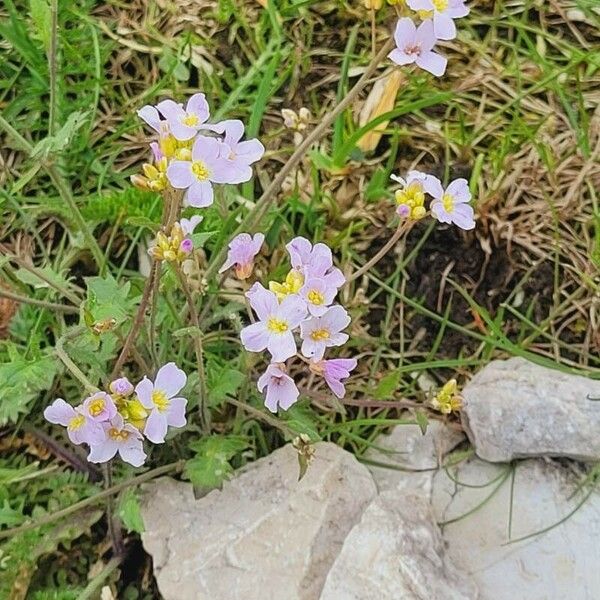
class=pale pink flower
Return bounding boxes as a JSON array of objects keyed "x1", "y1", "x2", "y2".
[
  {"x1": 388, "y1": 18, "x2": 447, "y2": 77},
  {"x1": 88, "y1": 414, "x2": 146, "y2": 467},
  {"x1": 299, "y1": 277, "x2": 338, "y2": 317},
  {"x1": 135, "y1": 362, "x2": 188, "y2": 444},
  {"x1": 407, "y1": 0, "x2": 469, "y2": 40},
  {"x1": 300, "y1": 305, "x2": 351, "y2": 360},
  {"x1": 219, "y1": 232, "x2": 265, "y2": 279},
  {"x1": 44, "y1": 399, "x2": 104, "y2": 446},
  {"x1": 240, "y1": 284, "x2": 307, "y2": 362},
  {"x1": 109, "y1": 377, "x2": 134, "y2": 397},
  {"x1": 212, "y1": 119, "x2": 265, "y2": 166},
  {"x1": 167, "y1": 136, "x2": 251, "y2": 208},
  {"x1": 179, "y1": 215, "x2": 203, "y2": 236},
  {"x1": 286, "y1": 237, "x2": 345, "y2": 287},
  {"x1": 257, "y1": 363, "x2": 300, "y2": 413},
  {"x1": 155, "y1": 93, "x2": 211, "y2": 141},
  {"x1": 320, "y1": 358, "x2": 358, "y2": 399},
  {"x1": 81, "y1": 391, "x2": 117, "y2": 422},
  {"x1": 426, "y1": 177, "x2": 475, "y2": 230},
  {"x1": 137, "y1": 105, "x2": 170, "y2": 137}
]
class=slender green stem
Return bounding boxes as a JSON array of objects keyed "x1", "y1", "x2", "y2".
[
  {"x1": 0, "y1": 288, "x2": 78, "y2": 313},
  {"x1": 48, "y1": 0, "x2": 58, "y2": 136},
  {"x1": 77, "y1": 556, "x2": 123, "y2": 600},
  {"x1": 103, "y1": 463, "x2": 124, "y2": 556},
  {"x1": 0, "y1": 460, "x2": 185, "y2": 540},
  {"x1": 56, "y1": 326, "x2": 98, "y2": 393},
  {"x1": 0, "y1": 115, "x2": 105, "y2": 269}
]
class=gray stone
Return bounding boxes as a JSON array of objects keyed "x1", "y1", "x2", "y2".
[
  {"x1": 365, "y1": 420, "x2": 465, "y2": 495},
  {"x1": 140, "y1": 442, "x2": 377, "y2": 600},
  {"x1": 462, "y1": 357, "x2": 600, "y2": 462},
  {"x1": 432, "y1": 457, "x2": 600, "y2": 600},
  {"x1": 320, "y1": 491, "x2": 478, "y2": 600}
]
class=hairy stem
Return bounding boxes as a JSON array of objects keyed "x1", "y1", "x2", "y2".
[
  {"x1": 56, "y1": 326, "x2": 98, "y2": 393},
  {"x1": 0, "y1": 288, "x2": 78, "y2": 313},
  {"x1": 48, "y1": 0, "x2": 58, "y2": 136},
  {"x1": 77, "y1": 555, "x2": 123, "y2": 600},
  {"x1": 104, "y1": 462, "x2": 124, "y2": 556}
]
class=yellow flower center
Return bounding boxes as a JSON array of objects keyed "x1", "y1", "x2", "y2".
[
  {"x1": 88, "y1": 398, "x2": 105, "y2": 417},
  {"x1": 182, "y1": 114, "x2": 199, "y2": 127},
  {"x1": 417, "y1": 9, "x2": 434, "y2": 19},
  {"x1": 152, "y1": 390, "x2": 171, "y2": 413},
  {"x1": 68, "y1": 414, "x2": 85, "y2": 431},
  {"x1": 432, "y1": 0, "x2": 448, "y2": 11},
  {"x1": 442, "y1": 193, "x2": 455, "y2": 213},
  {"x1": 395, "y1": 182, "x2": 426, "y2": 220},
  {"x1": 310, "y1": 328, "x2": 330, "y2": 341},
  {"x1": 269, "y1": 270, "x2": 305, "y2": 301},
  {"x1": 307, "y1": 289, "x2": 325, "y2": 305},
  {"x1": 108, "y1": 428, "x2": 130, "y2": 441},
  {"x1": 191, "y1": 160, "x2": 210, "y2": 181},
  {"x1": 267, "y1": 318, "x2": 289, "y2": 334}
]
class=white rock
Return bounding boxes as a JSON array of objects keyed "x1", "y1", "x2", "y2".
[
  {"x1": 365, "y1": 420, "x2": 465, "y2": 495},
  {"x1": 462, "y1": 357, "x2": 600, "y2": 462},
  {"x1": 432, "y1": 457, "x2": 600, "y2": 600},
  {"x1": 320, "y1": 490, "x2": 478, "y2": 600},
  {"x1": 140, "y1": 442, "x2": 377, "y2": 600}
]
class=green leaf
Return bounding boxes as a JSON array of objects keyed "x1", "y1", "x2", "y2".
[
  {"x1": 283, "y1": 404, "x2": 320, "y2": 441},
  {"x1": 29, "y1": 0, "x2": 51, "y2": 51},
  {"x1": 183, "y1": 435, "x2": 248, "y2": 490},
  {"x1": 372, "y1": 370, "x2": 401, "y2": 400},
  {"x1": 117, "y1": 489, "x2": 145, "y2": 533},
  {"x1": 0, "y1": 349, "x2": 58, "y2": 425},
  {"x1": 84, "y1": 275, "x2": 135, "y2": 325},
  {"x1": 415, "y1": 410, "x2": 429, "y2": 436},
  {"x1": 206, "y1": 363, "x2": 245, "y2": 406},
  {"x1": 15, "y1": 265, "x2": 71, "y2": 291},
  {"x1": 190, "y1": 231, "x2": 216, "y2": 248},
  {"x1": 31, "y1": 111, "x2": 90, "y2": 159}
]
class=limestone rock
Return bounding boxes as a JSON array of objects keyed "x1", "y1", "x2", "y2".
[
  {"x1": 140, "y1": 442, "x2": 377, "y2": 600},
  {"x1": 365, "y1": 420, "x2": 465, "y2": 495},
  {"x1": 462, "y1": 357, "x2": 600, "y2": 462},
  {"x1": 320, "y1": 491, "x2": 478, "y2": 600},
  {"x1": 432, "y1": 458, "x2": 600, "y2": 600}
]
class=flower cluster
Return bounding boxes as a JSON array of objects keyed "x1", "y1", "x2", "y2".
[
  {"x1": 236, "y1": 237, "x2": 357, "y2": 412},
  {"x1": 43, "y1": 363, "x2": 188, "y2": 466},
  {"x1": 431, "y1": 378, "x2": 463, "y2": 414},
  {"x1": 391, "y1": 171, "x2": 475, "y2": 230},
  {"x1": 149, "y1": 216, "x2": 203, "y2": 263},
  {"x1": 388, "y1": 1, "x2": 469, "y2": 77},
  {"x1": 136, "y1": 94, "x2": 265, "y2": 208}
]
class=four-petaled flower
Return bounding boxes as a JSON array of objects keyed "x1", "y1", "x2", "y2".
[
  {"x1": 219, "y1": 232, "x2": 265, "y2": 279},
  {"x1": 44, "y1": 399, "x2": 104, "y2": 446},
  {"x1": 136, "y1": 362, "x2": 188, "y2": 444},
  {"x1": 426, "y1": 176, "x2": 475, "y2": 230},
  {"x1": 241, "y1": 284, "x2": 307, "y2": 362},
  {"x1": 88, "y1": 414, "x2": 147, "y2": 467},
  {"x1": 257, "y1": 363, "x2": 300, "y2": 413},
  {"x1": 407, "y1": 0, "x2": 469, "y2": 40},
  {"x1": 300, "y1": 305, "x2": 351, "y2": 360},
  {"x1": 155, "y1": 93, "x2": 211, "y2": 141},
  {"x1": 81, "y1": 391, "x2": 117, "y2": 422},
  {"x1": 388, "y1": 18, "x2": 447, "y2": 77},
  {"x1": 311, "y1": 358, "x2": 358, "y2": 399},
  {"x1": 213, "y1": 119, "x2": 265, "y2": 167},
  {"x1": 300, "y1": 277, "x2": 338, "y2": 316}
]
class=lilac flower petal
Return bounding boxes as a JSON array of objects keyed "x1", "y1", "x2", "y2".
[
  {"x1": 407, "y1": 0, "x2": 432, "y2": 9},
  {"x1": 156, "y1": 99, "x2": 185, "y2": 121},
  {"x1": 44, "y1": 398, "x2": 75, "y2": 426},
  {"x1": 167, "y1": 397, "x2": 187, "y2": 428},
  {"x1": 326, "y1": 358, "x2": 358, "y2": 377},
  {"x1": 246, "y1": 284, "x2": 278, "y2": 320},
  {"x1": 416, "y1": 19, "x2": 438, "y2": 53},
  {"x1": 416, "y1": 51, "x2": 448, "y2": 77},
  {"x1": 169, "y1": 120, "x2": 198, "y2": 141},
  {"x1": 451, "y1": 203, "x2": 476, "y2": 230},
  {"x1": 192, "y1": 135, "x2": 221, "y2": 162},
  {"x1": 220, "y1": 119, "x2": 245, "y2": 146},
  {"x1": 393, "y1": 17, "x2": 417, "y2": 48},
  {"x1": 320, "y1": 305, "x2": 351, "y2": 332},
  {"x1": 446, "y1": 178, "x2": 471, "y2": 203},
  {"x1": 167, "y1": 161, "x2": 194, "y2": 189},
  {"x1": 328, "y1": 332, "x2": 350, "y2": 347},
  {"x1": 186, "y1": 180, "x2": 214, "y2": 208},
  {"x1": 185, "y1": 93, "x2": 210, "y2": 122},
  {"x1": 134, "y1": 377, "x2": 154, "y2": 409},
  {"x1": 325, "y1": 377, "x2": 346, "y2": 399},
  {"x1": 286, "y1": 237, "x2": 312, "y2": 269},
  {"x1": 144, "y1": 410, "x2": 168, "y2": 443},
  {"x1": 430, "y1": 200, "x2": 453, "y2": 224},
  {"x1": 155, "y1": 362, "x2": 187, "y2": 397},
  {"x1": 267, "y1": 330, "x2": 297, "y2": 362},
  {"x1": 138, "y1": 105, "x2": 162, "y2": 132},
  {"x1": 388, "y1": 48, "x2": 414, "y2": 67},
  {"x1": 301, "y1": 337, "x2": 325, "y2": 360},
  {"x1": 447, "y1": 0, "x2": 469, "y2": 18},
  {"x1": 278, "y1": 294, "x2": 308, "y2": 328},
  {"x1": 274, "y1": 378, "x2": 299, "y2": 411},
  {"x1": 433, "y1": 11, "x2": 457, "y2": 40},
  {"x1": 257, "y1": 365, "x2": 276, "y2": 393},
  {"x1": 324, "y1": 268, "x2": 345, "y2": 289},
  {"x1": 119, "y1": 443, "x2": 147, "y2": 467},
  {"x1": 423, "y1": 174, "x2": 444, "y2": 198},
  {"x1": 240, "y1": 321, "x2": 270, "y2": 353},
  {"x1": 211, "y1": 159, "x2": 252, "y2": 184},
  {"x1": 88, "y1": 439, "x2": 118, "y2": 463},
  {"x1": 251, "y1": 233, "x2": 265, "y2": 253},
  {"x1": 180, "y1": 215, "x2": 204, "y2": 236},
  {"x1": 235, "y1": 139, "x2": 265, "y2": 164}
]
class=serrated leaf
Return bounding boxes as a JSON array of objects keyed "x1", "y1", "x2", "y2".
[
  {"x1": 29, "y1": 0, "x2": 51, "y2": 51},
  {"x1": 184, "y1": 435, "x2": 248, "y2": 490},
  {"x1": 372, "y1": 370, "x2": 401, "y2": 400},
  {"x1": 84, "y1": 275, "x2": 135, "y2": 325},
  {"x1": 0, "y1": 351, "x2": 58, "y2": 425},
  {"x1": 206, "y1": 363, "x2": 245, "y2": 406},
  {"x1": 15, "y1": 265, "x2": 71, "y2": 291},
  {"x1": 117, "y1": 489, "x2": 145, "y2": 533}
]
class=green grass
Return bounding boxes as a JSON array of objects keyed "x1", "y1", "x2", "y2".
[{"x1": 0, "y1": 0, "x2": 599, "y2": 596}]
